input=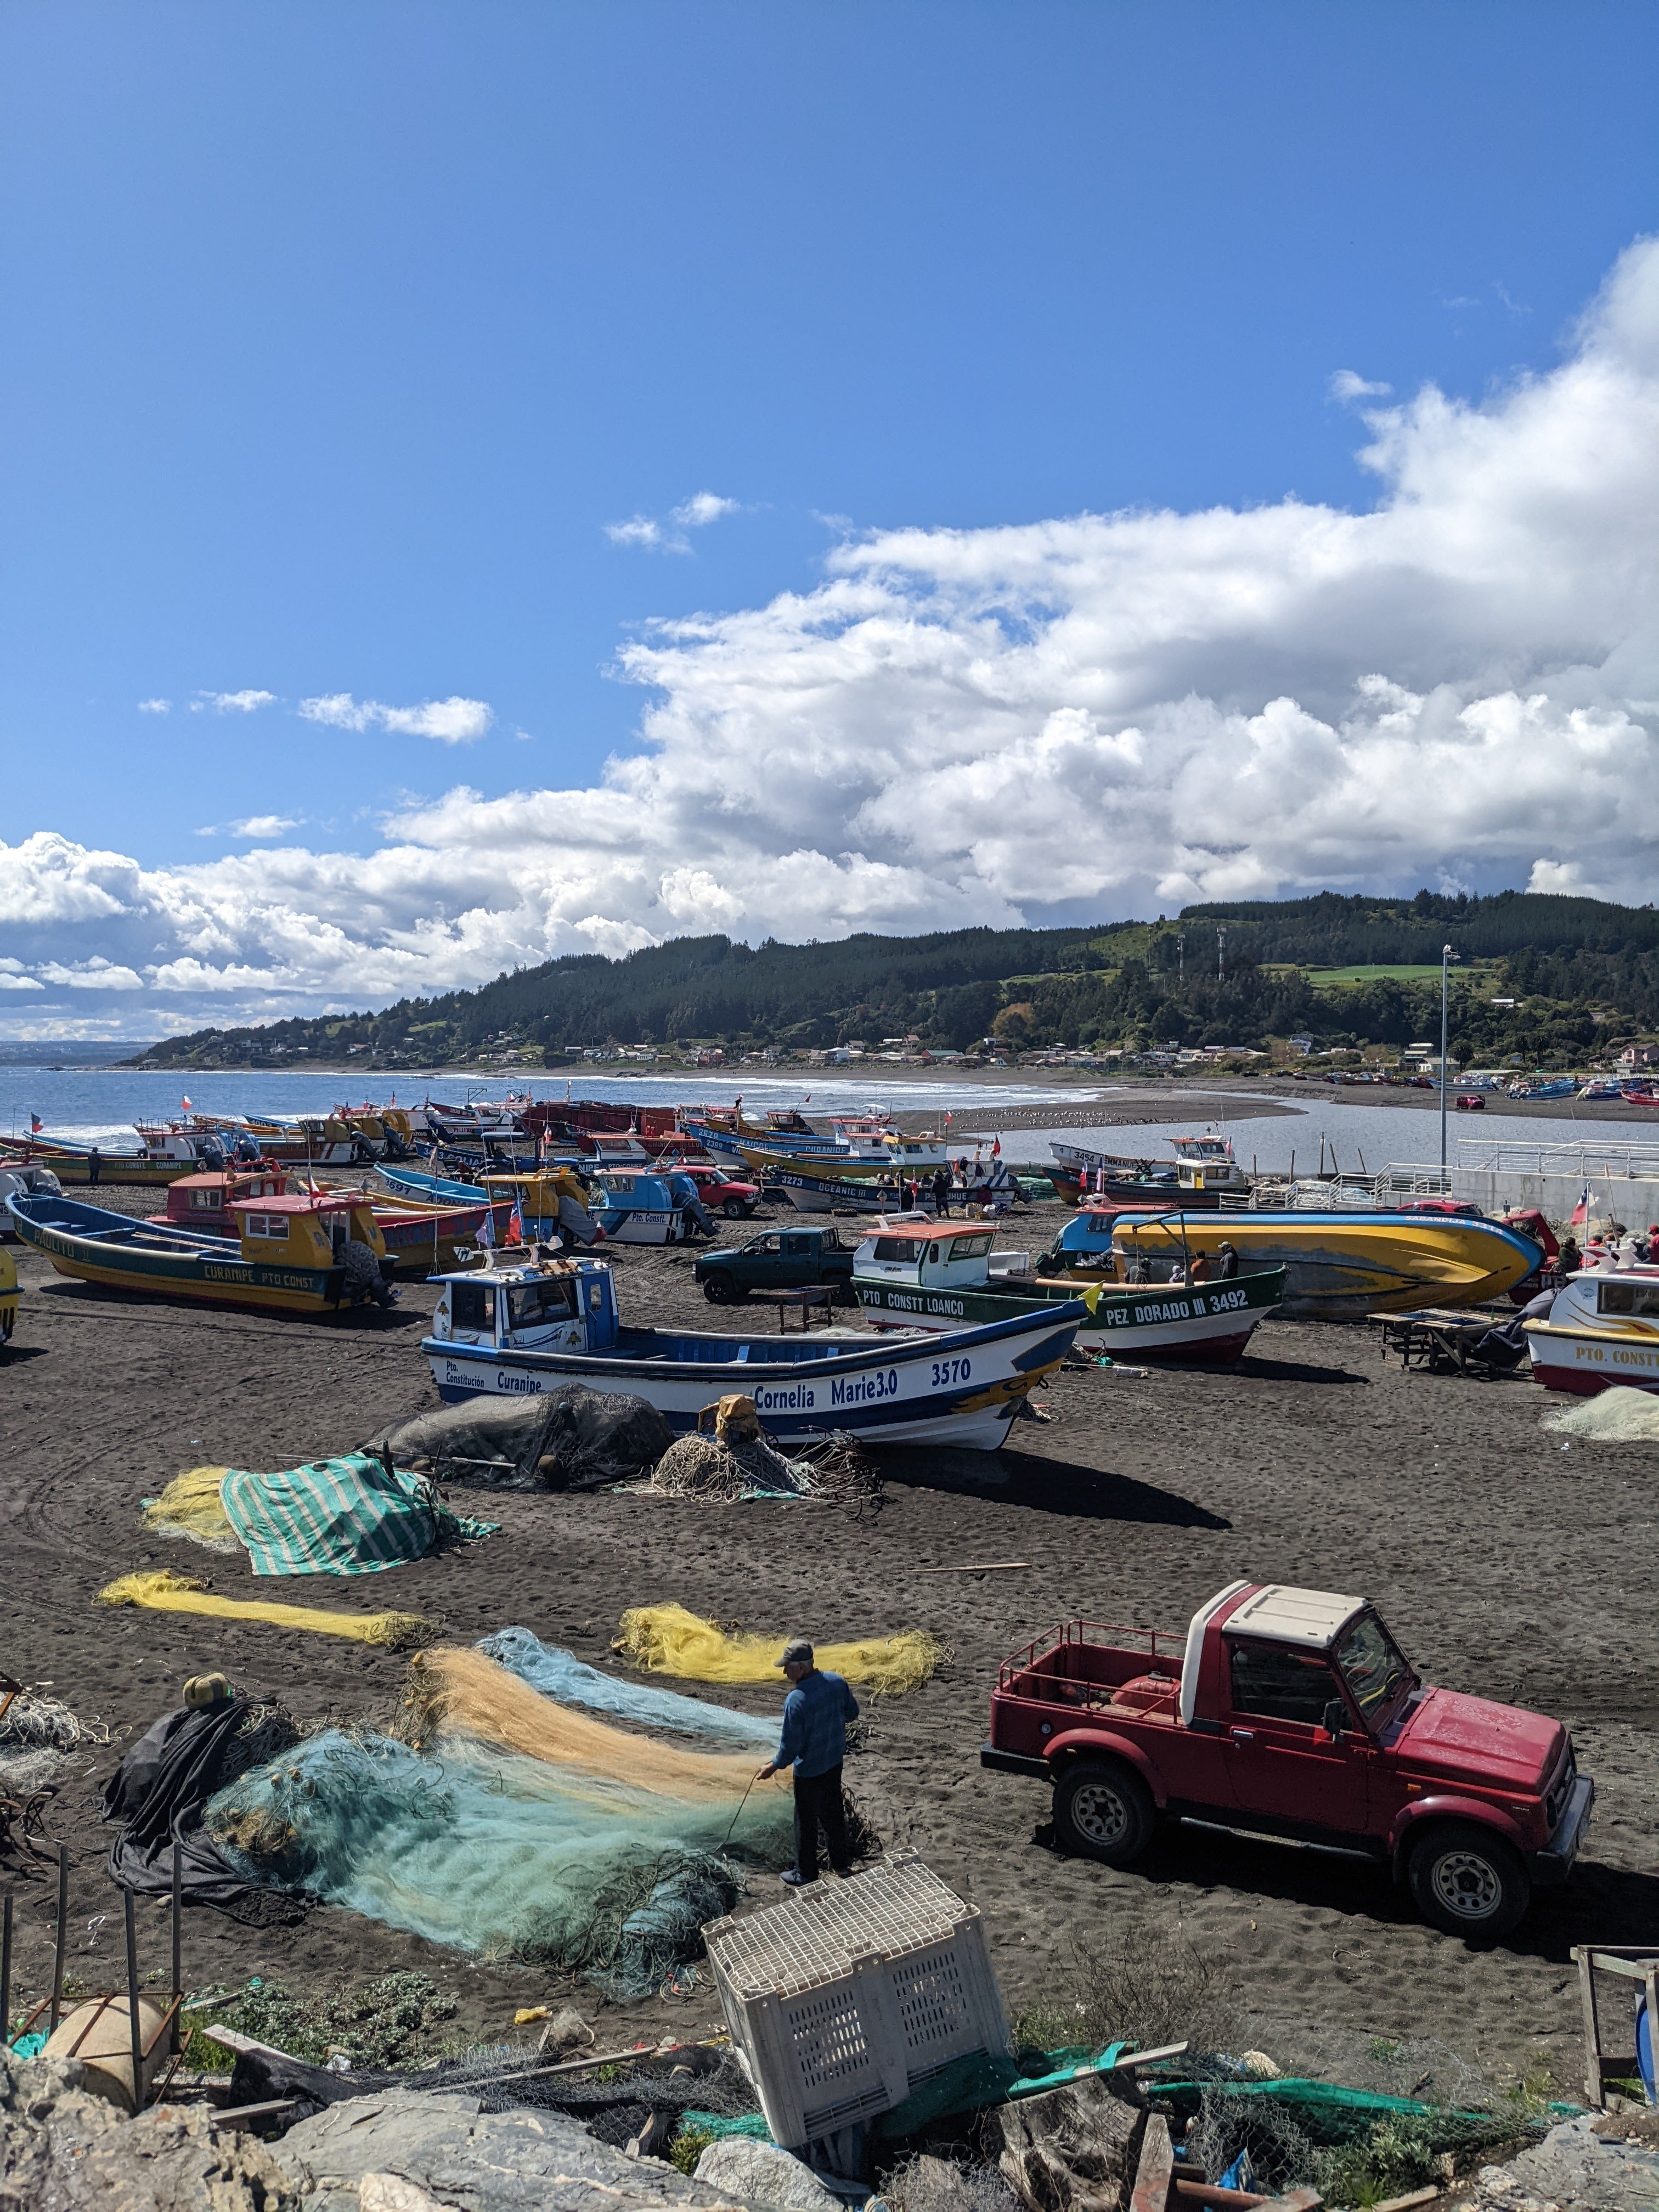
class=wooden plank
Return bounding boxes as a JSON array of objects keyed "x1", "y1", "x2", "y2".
[
  {"x1": 1128, "y1": 2112, "x2": 1174, "y2": 2212},
  {"x1": 1370, "y1": 2190, "x2": 1441, "y2": 2212}
]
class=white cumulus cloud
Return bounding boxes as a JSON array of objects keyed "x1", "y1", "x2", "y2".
[
  {"x1": 137, "y1": 697, "x2": 172, "y2": 715},
  {"x1": 298, "y1": 693, "x2": 493, "y2": 743},
  {"x1": 191, "y1": 689, "x2": 278, "y2": 714},
  {"x1": 1330, "y1": 369, "x2": 1392, "y2": 403},
  {"x1": 606, "y1": 489, "x2": 740, "y2": 554},
  {"x1": 37, "y1": 958, "x2": 145, "y2": 990},
  {"x1": 4, "y1": 237, "x2": 1659, "y2": 1035}
]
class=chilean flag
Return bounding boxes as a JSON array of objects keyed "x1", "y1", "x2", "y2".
[
  {"x1": 30, "y1": 1112, "x2": 42, "y2": 1133},
  {"x1": 1570, "y1": 1181, "x2": 1590, "y2": 1227}
]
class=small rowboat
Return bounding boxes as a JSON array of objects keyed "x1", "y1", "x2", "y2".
[{"x1": 1525, "y1": 1265, "x2": 1659, "y2": 1393}]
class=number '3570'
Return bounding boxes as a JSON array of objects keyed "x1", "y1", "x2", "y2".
[{"x1": 932, "y1": 1357, "x2": 972, "y2": 1386}]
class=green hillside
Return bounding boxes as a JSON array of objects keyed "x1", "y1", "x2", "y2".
[{"x1": 125, "y1": 889, "x2": 1659, "y2": 1070}]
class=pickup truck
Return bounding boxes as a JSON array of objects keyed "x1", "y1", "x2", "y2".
[
  {"x1": 694, "y1": 1224, "x2": 857, "y2": 1305},
  {"x1": 983, "y1": 1580, "x2": 1594, "y2": 1939}
]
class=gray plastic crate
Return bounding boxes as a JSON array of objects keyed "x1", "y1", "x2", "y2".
[{"x1": 703, "y1": 1850, "x2": 1011, "y2": 2147}]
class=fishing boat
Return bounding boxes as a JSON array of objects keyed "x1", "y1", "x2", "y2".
[
  {"x1": 1049, "y1": 1131, "x2": 1251, "y2": 1207},
  {"x1": 478, "y1": 1170, "x2": 602, "y2": 1245},
  {"x1": 586, "y1": 1169, "x2": 709, "y2": 1244},
  {"x1": 0, "y1": 1130, "x2": 220, "y2": 1187},
  {"x1": 772, "y1": 1166, "x2": 909, "y2": 1215},
  {"x1": 5, "y1": 1190, "x2": 398, "y2": 1315},
  {"x1": 852, "y1": 1220, "x2": 1284, "y2": 1361},
  {"x1": 1523, "y1": 1265, "x2": 1659, "y2": 1393},
  {"x1": 1081, "y1": 1207, "x2": 1541, "y2": 1321},
  {"x1": 421, "y1": 1254, "x2": 1085, "y2": 1448}
]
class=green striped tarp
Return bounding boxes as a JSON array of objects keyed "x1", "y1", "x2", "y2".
[{"x1": 221, "y1": 1454, "x2": 498, "y2": 1577}]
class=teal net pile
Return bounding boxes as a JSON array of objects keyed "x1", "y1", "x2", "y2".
[
  {"x1": 476, "y1": 1626, "x2": 774, "y2": 1748},
  {"x1": 222, "y1": 1454, "x2": 498, "y2": 1576},
  {"x1": 206, "y1": 1727, "x2": 791, "y2": 1991}
]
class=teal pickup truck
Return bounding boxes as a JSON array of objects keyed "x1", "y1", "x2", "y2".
[{"x1": 693, "y1": 1225, "x2": 857, "y2": 1305}]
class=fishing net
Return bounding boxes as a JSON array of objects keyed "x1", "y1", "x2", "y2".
[
  {"x1": 97, "y1": 1569, "x2": 436, "y2": 1649},
  {"x1": 0, "y1": 1692, "x2": 88, "y2": 1753},
  {"x1": 142, "y1": 1466, "x2": 239, "y2": 1552},
  {"x1": 615, "y1": 1603, "x2": 945, "y2": 1697},
  {"x1": 476, "y1": 1627, "x2": 773, "y2": 1747},
  {"x1": 1543, "y1": 1385, "x2": 1659, "y2": 1442},
  {"x1": 431, "y1": 2046, "x2": 760, "y2": 2142},
  {"x1": 376, "y1": 1386, "x2": 673, "y2": 1491},
  {"x1": 647, "y1": 1434, "x2": 815, "y2": 1502},
  {"x1": 205, "y1": 1728, "x2": 789, "y2": 1985},
  {"x1": 403, "y1": 1647, "x2": 793, "y2": 1812}
]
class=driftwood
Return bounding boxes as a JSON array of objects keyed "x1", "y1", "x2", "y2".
[{"x1": 995, "y1": 2074, "x2": 1147, "y2": 2212}]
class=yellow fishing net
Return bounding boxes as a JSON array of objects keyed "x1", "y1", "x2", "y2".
[
  {"x1": 142, "y1": 1466, "x2": 234, "y2": 1548},
  {"x1": 407, "y1": 1647, "x2": 791, "y2": 1808},
  {"x1": 614, "y1": 1602, "x2": 945, "y2": 1697},
  {"x1": 96, "y1": 1570, "x2": 435, "y2": 1649}
]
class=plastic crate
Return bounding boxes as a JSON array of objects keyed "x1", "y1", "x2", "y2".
[{"x1": 703, "y1": 1849, "x2": 1012, "y2": 2147}]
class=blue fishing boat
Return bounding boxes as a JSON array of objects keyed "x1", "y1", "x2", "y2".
[{"x1": 421, "y1": 1255, "x2": 1084, "y2": 1449}]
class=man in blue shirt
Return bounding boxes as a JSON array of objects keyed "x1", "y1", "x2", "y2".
[{"x1": 758, "y1": 1637, "x2": 860, "y2": 1886}]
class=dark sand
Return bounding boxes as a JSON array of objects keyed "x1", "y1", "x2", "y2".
[{"x1": 3, "y1": 1206, "x2": 1656, "y2": 2092}]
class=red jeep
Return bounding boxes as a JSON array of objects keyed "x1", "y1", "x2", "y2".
[{"x1": 983, "y1": 1581, "x2": 1593, "y2": 1938}]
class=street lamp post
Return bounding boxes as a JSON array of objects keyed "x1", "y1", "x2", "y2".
[{"x1": 1439, "y1": 943, "x2": 1457, "y2": 1179}]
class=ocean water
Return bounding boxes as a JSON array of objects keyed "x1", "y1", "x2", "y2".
[{"x1": 7, "y1": 1064, "x2": 1659, "y2": 1180}]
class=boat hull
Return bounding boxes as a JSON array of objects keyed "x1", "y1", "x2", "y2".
[
  {"x1": 1103, "y1": 1211, "x2": 1540, "y2": 1319},
  {"x1": 420, "y1": 1305, "x2": 1085, "y2": 1448},
  {"x1": 7, "y1": 1197, "x2": 357, "y2": 1316},
  {"x1": 1523, "y1": 1322, "x2": 1659, "y2": 1394},
  {"x1": 0, "y1": 1145, "x2": 189, "y2": 1188},
  {"x1": 774, "y1": 1169, "x2": 907, "y2": 1215},
  {"x1": 854, "y1": 1268, "x2": 1285, "y2": 1359}
]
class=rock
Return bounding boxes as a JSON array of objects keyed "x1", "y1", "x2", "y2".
[
  {"x1": 280, "y1": 2088, "x2": 766, "y2": 2212},
  {"x1": 0, "y1": 2048, "x2": 300, "y2": 2212},
  {"x1": 692, "y1": 2138, "x2": 843, "y2": 2212},
  {"x1": 1470, "y1": 2113, "x2": 1659, "y2": 2212}
]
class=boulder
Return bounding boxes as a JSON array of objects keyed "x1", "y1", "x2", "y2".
[{"x1": 692, "y1": 2138, "x2": 844, "y2": 2212}]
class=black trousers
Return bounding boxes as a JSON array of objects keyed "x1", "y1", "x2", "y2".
[{"x1": 793, "y1": 1763, "x2": 850, "y2": 1878}]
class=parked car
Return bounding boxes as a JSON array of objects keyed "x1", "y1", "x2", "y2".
[
  {"x1": 1455, "y1": 1093, "x2": 1486, "y2": 1111},
  {"x1": 982, "y1": 1579, "x2": 1593, "y2": 1938},
  {"x1": 670, "y1": 1161, "x2": 763, "y2": 1220},
  {"x1": 693, "y1": 1224, "x2": 857, "y2": 1304}
]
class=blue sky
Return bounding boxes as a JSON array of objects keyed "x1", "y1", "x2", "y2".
[{"x1": 2, "y1": 3, "x2": 1657, "y2": 1034}]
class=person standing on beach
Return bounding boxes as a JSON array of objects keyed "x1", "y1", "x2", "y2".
[
  {"x1": 1558, "y1": 1235, "x2": 1582, "y2": 1277},
  {"x1": 933, "y1": 1166, "x2": 951, "y2": 1218},
  {"x1": 757, "y1": 1637, "x2": 859, "y2": 1886},
  {"x1": 88, "y1": 1146, "x2": 100, "y2": 1187}
]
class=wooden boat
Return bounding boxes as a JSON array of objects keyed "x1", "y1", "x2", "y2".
[
  {"x1": 1087, "y1": 1207, "x2": 1542, "y2": 1321},
  {"x1": 587, "y1": 1169, "x2": 707, "y2": 1244},
  {"x1": 421, "y1": 1254, "x2": 1085, "y2": 1449},
  {"x1": 772, "y1": 1166, "x2": 909, "y2": 1215},
  {"x1": 1524, "y1": 1265, "x2": 1659, "y2": 1393},
  {"x1": 0, "y1": 1132, "x2": 210, "y2": 1187},
  {"x1": 1050, "y1": 1131, "x2": 1251, "y2": 1207},
  {"x1": 478, "y1": 1170, "x2": 601, "y2": 1245},
  {"x1": 162, "y1": 1167, "x2": 299, "y2": 1234},
  {"x1": 5, "y1": 1190, "x2": 398, "y2": 1315},
  {"x1": 853, "y1": 1219, "x2": 1284, "y2": 1361}
]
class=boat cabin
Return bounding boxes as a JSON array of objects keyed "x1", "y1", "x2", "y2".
[
  {"x1": 1548, "y1": 1265, "x2": 1659, "y2": 1332},
  {"x1": 430, "y1": 1255, "x2": 618, "y2": 1352},
  {"x1": 163, "y1": 1169, "x2": 297, "y2": 1235},
  {"x1": 853, "y1": 1218, "x2": 1034, "y2": 1291},
  {"x1": 229, "y1": 1190, "x2": 387, "y2": 1265},
  {"x1": 1168, "y1": 1135, "x2": 1251, "y2": 1195}
]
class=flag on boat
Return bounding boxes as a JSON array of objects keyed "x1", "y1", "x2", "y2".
[
  {"x1": 992, "y1": 1137, "x2": 1001, "y2": 1156},
  {"x1": 475, "y1": 1209, "x2": 494, "y2": 1248},
  {"x1": 1570, "y1": 1181, "x2": 1591, "y2": 1227},
  {"x1": 30, "y1": 1113, "x2": 42, "y2": 1133}
]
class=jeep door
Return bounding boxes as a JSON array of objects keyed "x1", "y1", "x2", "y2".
[
  {"x1": 737, "y1": 1232, "x2": 782, "y2": 1288},
  {"x1": 1220, "y1": 1635, "x2": 1372, "y2": 1839}
]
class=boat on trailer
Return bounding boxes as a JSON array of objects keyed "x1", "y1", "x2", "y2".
[
  {"x1": 421, "y1": 1254, "x2": 1085, "y2": 1448},
  {"x1": 6, "y1": 1190, "x2": 398, "y2": 1315},
  {"x1": 853, "y1": 1219, "x2": 1284, "y2": 1362}
]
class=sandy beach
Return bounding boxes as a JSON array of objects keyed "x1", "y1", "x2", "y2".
[{"x1": 3, "y1": 1195, "x2": 1655, "y2": 2098}]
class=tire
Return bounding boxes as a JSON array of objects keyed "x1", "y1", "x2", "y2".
[
  {"x1": 1406, "y1": 1821, "x2": 1531, "y2": 1939},
  {"x1": 723, "y1": 1198, "x2": 747, "y2": 1219},
  {"x1": 1052, "y1": 1760, "x2": 1155, "y2": 1866},
  {"x1": 832, "y1": 1278, "x2": 859, "y2": 1308},
  {"x1": 702, "y1": 1274, "x2": 738, "y2": 1305}
]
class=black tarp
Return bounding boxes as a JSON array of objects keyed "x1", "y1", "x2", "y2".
[
  {"x1": 374, "y1": 1385, "x2": 673, "y2": 1491},
  {"x1": 101, "y1": 1698, "x2": 302, "y2": 1911}
]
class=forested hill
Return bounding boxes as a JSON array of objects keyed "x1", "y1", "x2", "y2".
[{"x1": 126, "y1": 889, "x2": 1659, "y2": 1069}]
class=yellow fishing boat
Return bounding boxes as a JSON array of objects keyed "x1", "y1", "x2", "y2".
[
  {"x1": 1073, "y1": 1206, "x2": 1542, "y2": 1320},
  {"x1": 6, "y1": 1190, "x2": 397, "y2": 1316}
]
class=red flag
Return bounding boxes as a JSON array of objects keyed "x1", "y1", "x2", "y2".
[
  {"x1": 30, "y1": 1112, "x2": 42, "y2": 1133},
  {"x1": 182, "y1": 1094, "x2": 194, "y2": 1110},
  {"x1": 992, "y1": 1137, "x2": 1001, "y2": 1156}
]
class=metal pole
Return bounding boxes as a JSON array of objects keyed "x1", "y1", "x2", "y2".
[
  {"x1": 1440, "y1": 944, "x2": 1452, "y2": 1180},
  {"x1": 49, "y1": 1844, "x2": 67, "y2": 2031},
  {"x1": 171, "y1": 1842, "x2": 183, "y2": 2051},
  {"x1": 123, "y1": 1889, "x2": 144, "y2": 2113},
  {"x1": 1, "y1": 1893, "x2": 13, "y2": 2049}
]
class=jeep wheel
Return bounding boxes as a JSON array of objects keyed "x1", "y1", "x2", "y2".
[
  {"x1": 832, "y1": 1279, "x2": 859, "y2": 1308},
  {"x1": 1052, "y1": 1760, "x2": 1154, "y2": 1866},
  {"x1": 1407, "y1": 1822, "x2": 1530, "y2": 1939},
  {"x1": 702, "y1": 1275, "x2": 738, "y2": 1304},
  {"x1": 723, "y1": 1198, "x2": 748, "y2": 1219}
]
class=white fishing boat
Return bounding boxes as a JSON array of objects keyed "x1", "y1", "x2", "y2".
[
  {"x1": 853, "y1": 1220, "x2": 1284, "y2": 1361},
  {"x1": 420, "y1": 1254, "x2": 1086, "y2": 1448},
  {"x1": 1523, "y1": 1264, "x2": 1659, "y2": 1393}
]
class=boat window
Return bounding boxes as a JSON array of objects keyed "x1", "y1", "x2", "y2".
[
  {"x1": 507, "y1": 1277, "x2": 578, "y2": 1329},
  {"x1": 190, "y1": 1189, "x2": 217, "y2": 1208},
  {"x1": 245, "y1": 1214, "x2": 289, "y2": 1240},
  {"x1": 949, "y1": 1234, "x2": 994, "y2": 1259},
  {"x1": 873, "y1": 1237, "x2": 926, "y2": 1262},
  {"x1": 1226, "y1": 1639, "x2": 1339, "y2": 1726},
  {"x1": 451, "y1": 1282, "x2": 496, "y2": 1332},
  {"x1": 1598, "y1": 1282, "x2": 1659, "y2": 1317}
]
